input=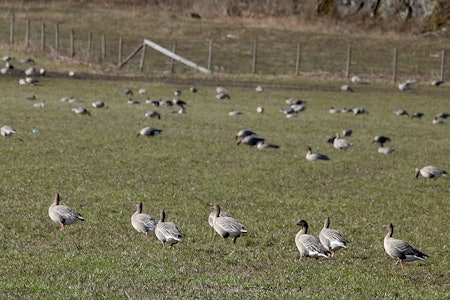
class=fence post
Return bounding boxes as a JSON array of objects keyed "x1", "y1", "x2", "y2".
[
  {"x1": 440, "y1": 49, "x2": 446, "y2": 82},
  {"x1": 295, "y1": 42, "x2": 301, "y2": 76},
  {"x1": 393, "y1": 48, "x2": 398, "y2": 83},
  {"x1": 101, "y1": 34, "x2": 106, "y2": 62},
  {"x1": 118, "y1": 36, "x2": 122, "y2": 66},
  {"x1": 170, "y1": 41, "x2": 177, "y2": 74},
  {"x1": 208, "y1": 40, "x2": 213, "y2": 72},
  {"x1": 69, "y1": 29, "x2": 74, "y2": 57},
  {"x1": 41, "y1": 22, "x2": 45, "y2": 52},
  {"x1": 346, "y1": 45, "x2": 352, "y2": 79},
  {"x1": 25, "y1": 19, "x2": 30, "y2": 47},
  {"x1": 87, "y1": 32, "x2": 92, "y2": 60},
  {"x1": 10, "y1": 15, "x2": 14, "y2": 45},
  {"x1": 139, "y1": 44, "x2": 146, "y2": 72},
  {"x1": 252, "y1": 37, "x2": 258, "y2": 74},
  {"x1": 55, "y1": 23, "x2": 60, "y2": 51}
]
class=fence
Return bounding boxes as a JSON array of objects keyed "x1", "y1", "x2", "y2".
[{"x1": 1, "y1": 16, "x2": 448, "y2": 82}]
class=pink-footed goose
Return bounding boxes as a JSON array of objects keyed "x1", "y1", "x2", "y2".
[
  {"x1": 383, "y1": 223, "x2": 428, "y2": 268},
  {"x1": 211, "y1": 204, "x2": 247, "y2": 244},
  {"x1": 155, "y1": 210, "x2": 184, "y2": 249},
  {"x1": 319, "y1": 217, "x2": 348, "y2": 257},
  {"x1": 48, "y1": 193, "x2": 85, "y2": 231},
  {"x1": 131, "y1": 202, "x2": 157, "y2": 238},
  {"x1": 295, "y1": 220, "x2": 331, "y2": 259}
]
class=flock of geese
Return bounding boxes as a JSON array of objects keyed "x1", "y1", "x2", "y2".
[
  {"x1": 2, "y1": 56, "x2": 447, "y2": 268},
  {"x1": 48, "y1": 192, "x2": 432, "y2": 267}
]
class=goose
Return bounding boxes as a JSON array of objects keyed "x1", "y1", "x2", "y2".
[
  {"x1": 306, "y1": 146, "x2": 330, "y2": 161},
  {"x1": 398, "y1": 82, "x2": 411, "y2": 91},
  {"x1": 373, "y1": 135, "x2": 391, "y2": 145},
  {"x1": 1, "y1": 125, "x2": 16, "y2": 138},
  {"x1": 216, "y1": 92, "x2": 231, "y2": 100},
  {"x1": 255, "y1": 85, "x2": 263, "y2": 92},
  {"x1": 432, "y1": 117, "x2": 445, "y2": 125},
  {"x1": 33, "y1": 101, "x2": 45, "y2": 108},
  {"x1": 20, "y1": 57, "x2": 35, "y2": 64},
  {"x1": 295, "y1": 220, "x2": 331, "y2": 259},
  {"x1": 411, "y1": 112, "x2": 424, "y2": 119},
  {"x1": 137, "y1": 126, "x2": 162, "y2": 137},
  {"x1": 383, "y1": 223, "x2": 428, "y2": 267},
  {"x1": 436, "y1": 112, "x2": 449, "y2": 119},
  {"x1": 228, "y1": 110, "x2": 243, "y2": 116},
  {"x1": 174, "y1": 90, "x2": 181, "y2": 96},
  {"x1": 91, "y1": 100, "x2": 108, "y2": 109},
  {"x1": 160, "y1": 100, "x2": 173, "y2": 107},
  {"x1": 146, "y1": 99, "x2": 160, "y2": 106},
  {"x1": 256, "y1": 106, "x2": 264, "y2": 113},
  {"x1": 208, "y1": 209, "x2": 232, "y2": 235},
  {"x1": 68, "y1": 71, "x2": 75, "y2": 77},
  {"x1": 329, "y1": 107, "x2": 339, "y2": 114},
  {"x1": 290, "y1": 103, "x2": 307, "y2": 112},
  {"x1": 378, "y1": 143, "x2": 395, "y2": 155},
  {"x1": 171, "y1": 107, "x2": 186, "y2": 115},
  {"x1": 342, "y1": 129, "x2": 352, "y2": 137},
  {"x1": 352, "y1": 107, "x2": 367, "y2": 115},
  {"x1": 127, "y1": 98, "x2": 140, "y2": 105},
  {"x1": 393, "y1": 109, "x2": 409, "y2": 116},
  {"x1": 340, "y1": 85, "x2": 353, "y2": 92},
  {"x1": 333, "y1": 133, "x2": 352, "y2": 150},
  {"x1": 172, "y1": 99, "x2": 186, "y2": 107},
  {"x1": 138, "y1": 88, "x2": 147, "y2": 95},
  {"x1": 68, "y1": 97, "x2": 84, "y2": 104},
  {"x1": 211, "y1": 204, "x2": 247, "y2": 244},
  {"x1": 144, "y1": 110, "x2": 161, "y2": 119},
  {"x1": 24, "y1": 67, "x2": 35, "y2": 76},
  {"x1": 122, "y1": 88, "x2": 133, "y2": 96},
  {"x1": 319, "y1": 217, "x2": 348, "y2": 257},
  {"x1": 285, "y1": 98, "x2": 305, "y2": 106},
  {"x1": 72, "y1": 107, "x2": 91, "y2": 116},
  {"x1": 236, "y1": 135, "x2": 265, "y2": 147},
  {"x1": 256, "y1": 141, "x2": 280, "y2": 149},
  {"x1": 190, "y1": 86, "x2": 197, "y2": 93},
  {"x1": 415, "y1": 166, "x2": 447, "y2": 180},
  {"x1": 131, "y1": 202, "x2": 157, "y2": 238},
  {"x1": 155, "y1": 210, "x2": 184, "y2": 249},
  {"x1": 48, "y1": 193, "x2": 85, "y2": 231},
  {"x1": 351, "y1": 75, "x2": 362, "y2": 83},
  {"x1": 39, "y1": 68, "x2": 46, "y2": 76},
  {"x1": 216, "y1": 86, "x2": 227, "y2": 95},
  {"x1": 235, "y1": 130, "x2": 256, "y2": 140},
  {"x1": 431, "y1": 80, "x2": 443, "y2": 86}
]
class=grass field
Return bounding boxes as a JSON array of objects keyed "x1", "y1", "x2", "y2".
[
  {"x1": 0, "y1": 2, "x2": 449, "y2": 299},
  {"x1": 0, "y1": 68, "x2": 449, "y2": 298}
]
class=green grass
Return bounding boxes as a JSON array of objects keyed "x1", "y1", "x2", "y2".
[{"x1": 0, "y1": 72, "x2": 449, "y2": 298}]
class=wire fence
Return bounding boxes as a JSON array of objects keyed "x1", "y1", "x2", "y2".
[{"x1": 1, "y1": 16, "x2": 448, "y2": 82}]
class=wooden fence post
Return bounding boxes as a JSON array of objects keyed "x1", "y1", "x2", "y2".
[
  {"x1": 295, "y1": 42, "x2": 301, "y2": 76},
  {"x1": 346, "y1": 45, "x2": 352, "y2": 79},
  {"x1": 25, "y1": 19, "x2": 30, "y2": 47},
  {"x1": 139, "y1": 44, "x2": 146, "y2": 72},
  {"x1": 55, "y1": 23, "x2": 60, "y2": 51},
  {"x1": 87, "y1": 32, "x2": 92, "y2": 59},
  {"x1": 101, "y1": 34, "x2": 106, "y2": 62},
  {"x1": 170, "y1": 41, "x2": 177, "y2": 73},
  {"x1": 118, "y1": 36, "x2": 122, "y2": 66},
  {"x1": 41, "y1": 22, "x2": 45, "y2": 52},
  {"x1": 208, "y1": 40, "x2": 213, "y2": 72},
  {"x1": 69, "y1": 29, "x2": 74, "y2": 57},
  {"x1": 252, "y1": 37, "x2": 258, "y2": 74},
  {"x1": 393, "y1": 48, "x2": 398, "y2": 83},
  {"x1": 10, "y1": 15, "x2": 14, "y2": 45},
  {"x1": 440, "y1": 49, "x2": 446, "y2": 82}
]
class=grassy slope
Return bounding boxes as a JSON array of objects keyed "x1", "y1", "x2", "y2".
[{"x1": 0, "y1": 73, "x2": 449, "y2": 298}]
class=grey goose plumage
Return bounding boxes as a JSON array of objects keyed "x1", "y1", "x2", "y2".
[
  {"x1": 319, "y1": 217, "x2": 348, "y2": 257},
  {"x1": 48, "y1": 193, "x2": 85, "y2": 231},
  {"x1": 131, "y1": 202, "x2": 157, "y2": 238},
  {"x1": 211, "y1": 204, "x2": 247, "y2": 244},
  {"x1": 155, "y1": 210, "x2": 184, "y2": 249},
  {"x1": 295, "y1": 220, "x2": 331, "y2": 259},
  {"x1": 383, "y1": 223, "x2": 428, "y2": 267},
  {"x1": 415, "y1": 165, "x2": 447, "y2": 180}
]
